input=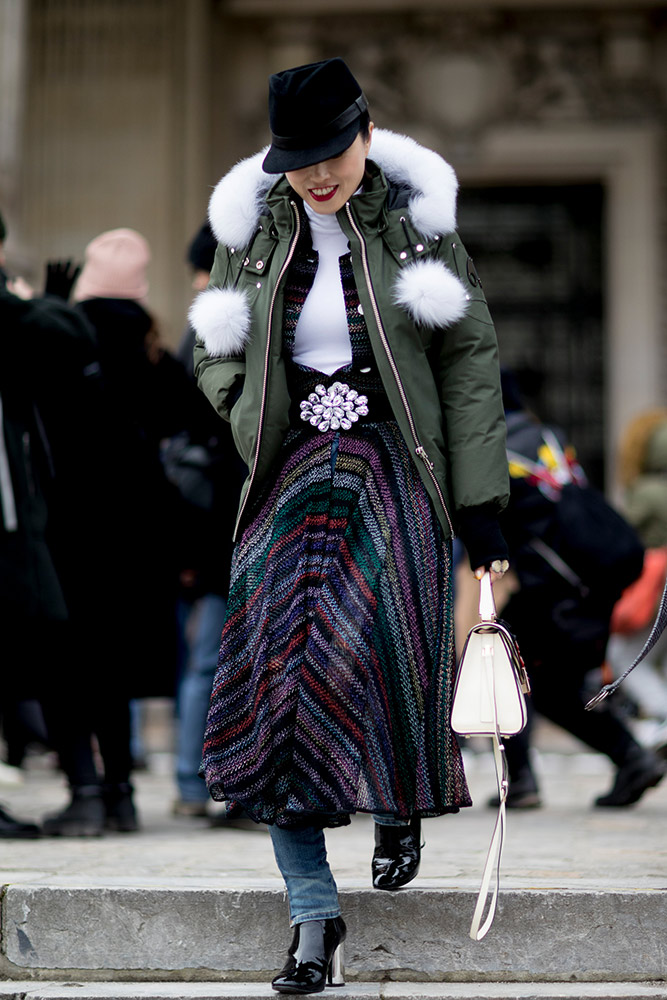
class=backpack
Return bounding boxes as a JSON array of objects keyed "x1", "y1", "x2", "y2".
[{"x1": 507, "y1": 428, "x2": 644, "y2": 604}]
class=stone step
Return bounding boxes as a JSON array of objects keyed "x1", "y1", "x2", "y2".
[
  {"x1": 1, "y1": 885, "x2": 666, "y2": 982},
  {"x1": 0, "y1": 980, "x2": 666, "y2": 999}
]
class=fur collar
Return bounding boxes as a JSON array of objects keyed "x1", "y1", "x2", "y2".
[
  {"x1": 208, "y1": 129, "x2": 459, "y2": 249},
  {"x1": 192, "y1": 130, "x2": 468, "y2": 356}
]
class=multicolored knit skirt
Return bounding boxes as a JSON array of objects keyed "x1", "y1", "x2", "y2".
[{"x1": 202, "y1": 419, "x2": 471, "y2": 828}]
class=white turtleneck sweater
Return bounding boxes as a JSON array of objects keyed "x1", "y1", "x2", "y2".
[{"x1": 291, "y1": 202, "x2": 352, "y2": 376}]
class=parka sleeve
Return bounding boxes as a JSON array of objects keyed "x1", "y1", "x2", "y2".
[
  {"x1": 434, "y1": 234, "x2": 509, "y2": 519},
  {"x1": 192, "y1": 243, "x2": 248, "y2": 424}
]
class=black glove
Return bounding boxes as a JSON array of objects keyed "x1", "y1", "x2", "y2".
[{"x1": 44, "y1": 259, "x2": 81, "y2": 301}]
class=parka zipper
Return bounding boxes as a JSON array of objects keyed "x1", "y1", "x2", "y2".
[
  {"x1": 344, "y1": 202, "x2": 455, "y2": 536},
  {"x1": 234, "y1": 201, "x2": 301, "y2": 539}
]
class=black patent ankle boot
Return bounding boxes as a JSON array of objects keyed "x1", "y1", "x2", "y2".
[
  {"x1": 372, "y1": 815, "x2": 421, "y2": 890},
  {"x1": 271, "y1": 916, "x2": 346, "y2": 994}
]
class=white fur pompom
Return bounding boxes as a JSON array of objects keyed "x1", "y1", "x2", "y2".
[
  {"x1": 392, "y1": 259, "x2": 468, "y2": 329},
  {"x1": 189, "y1": 286, "x2": 251, "y2": 357}
]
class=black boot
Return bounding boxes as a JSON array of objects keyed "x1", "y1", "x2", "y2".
[
  {"x1": 102, "y1": 782, "x2": 139, "y2": 832},
  {"x1": 595, "y1": 746, "x2": 666, "y2": 808},
  {"x1": 487, "y1": 765, "x2": 542, "y2": 810},
  {"x1": 42, "y1": 785, "x2": 105, "y2": 837},
  {"x1": 371, "y1": 816, "x2": 421, "y2": 891},
  {"x1": 271, "y1": 916, "x2": 346, "y2": 994},
  {"x1": 0, "y1": 803, "x2": 41, "y2": 839}
]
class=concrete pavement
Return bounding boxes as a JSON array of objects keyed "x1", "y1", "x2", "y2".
[{"x1": 0, "y1": 711, "x2": 665, "y2": 996}]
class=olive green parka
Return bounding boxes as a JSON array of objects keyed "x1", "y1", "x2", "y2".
[{"x1": 192, "y1": 128, "x2": 509, "y2": 544}]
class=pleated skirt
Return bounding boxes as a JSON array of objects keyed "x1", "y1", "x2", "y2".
[{"x1": 202, "y1": 420, "x2": 471, "y2": 828}]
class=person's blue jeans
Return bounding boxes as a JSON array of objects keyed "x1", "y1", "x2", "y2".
[
  {"x1": 269, "y1": 824, "x2": 341, "y2": 925},
  {"x1": 269, "y1": 815, "x2": 410, "y2": 924},
  {"x1": 175, "y1": 594, "x2": 227, "y2": 803}
]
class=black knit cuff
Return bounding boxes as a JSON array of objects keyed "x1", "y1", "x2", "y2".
[
  {"x1": 456, "y1": 504, "x2": 509, "y2": 571},
  {"x1": 227, "y1": 374, "x2": 245, "y2": 412}
]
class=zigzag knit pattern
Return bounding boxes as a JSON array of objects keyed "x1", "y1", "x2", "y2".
[
  {"x1": 202, "y1": 421, "x2": 470, "y2": 828},
  {"x1": 201, "y1": 217, "x2": 469, "y2": 828}
]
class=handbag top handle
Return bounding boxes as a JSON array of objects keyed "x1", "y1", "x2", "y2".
[{"x1": 478, "y1": 571, "x2": 497, "y2": 622}]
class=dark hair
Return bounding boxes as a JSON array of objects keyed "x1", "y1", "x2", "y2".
[
  {"x1": 358, "y1": 110, "x2": 371, "y2": 141},
  {"x1": 187, "y1": 222, "x2": 217, "y2": 273}
]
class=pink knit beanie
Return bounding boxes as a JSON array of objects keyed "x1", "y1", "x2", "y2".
[{"x1": 73, "y1": 228, "x2": 150, "y2": 303}]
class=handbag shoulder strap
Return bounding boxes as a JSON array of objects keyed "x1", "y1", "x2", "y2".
[
  {"x1": 529, "y1": 537, "x2": 588, "y2": 596},
  {"x1": 587, "y1": 573, "x2": 667, "y2": 709},
  {"x1": 470, "y1": 572, "x2": 509, "y2": 941},
  {"x1": 469, "y1": 734, "x2": 507, "y2": 940}
]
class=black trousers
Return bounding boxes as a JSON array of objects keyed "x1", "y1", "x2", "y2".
[
  {"x1": 502, "y1": 592, "x2": 638, "y2": 781},
  {"x1": 38, "y1": 620, "x2": 134, "y2": 788}
]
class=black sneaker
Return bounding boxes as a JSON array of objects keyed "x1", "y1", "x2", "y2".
[
  {"x1": 0, "y1": 803, "x2": 41, "y2": 839},
  {"x1": 595, "y1": 748, "x2": 666, "y2": 808},
  {"x1": 42, "y1": 785, "x2": 105, "y2": 836}
]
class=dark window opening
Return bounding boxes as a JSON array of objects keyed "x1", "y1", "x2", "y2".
[{"x1": 458, "y1": 184, "x2": 605, "y2": 487}]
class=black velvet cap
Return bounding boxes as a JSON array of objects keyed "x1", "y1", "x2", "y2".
[{"x1": 262, "y1": 57, "x2": 368, "y2": 174}]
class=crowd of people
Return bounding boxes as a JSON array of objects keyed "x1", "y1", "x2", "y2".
[
  {"x1": 1, "y1": 56, "x2": 666, "y2": 995},
  {"x1": 2, "y1": 200, "x2": 666, "y2": 836},
  {"x1": 0, "y1": 210, "x2": 244, "y2": 837}
]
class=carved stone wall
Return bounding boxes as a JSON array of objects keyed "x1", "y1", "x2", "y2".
[
  {"x1": 214, "y1": 7, "x2": 667, "y2": 161},
  {"x1": 5, "y1": 1, "x2": 666, "y2": 475},
  {"x1": 213, "y1": 4, "x2": 667, "y2": 484}
]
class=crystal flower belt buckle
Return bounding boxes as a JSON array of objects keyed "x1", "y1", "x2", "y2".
[{"x1": 299, "y1": 381, "x2": 369, "y2": 432}]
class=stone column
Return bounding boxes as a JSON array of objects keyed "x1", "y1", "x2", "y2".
[
  {"x1": 182, "y1": 0, "x2": 212, "y2": 234},
  {"x1": 0, "y1": 0, "x2": 29, "y2": 245}
]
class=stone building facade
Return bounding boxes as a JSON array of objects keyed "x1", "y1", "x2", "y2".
[{"x1": 1, "y1": 0, "x2": 666, "y2": 487}]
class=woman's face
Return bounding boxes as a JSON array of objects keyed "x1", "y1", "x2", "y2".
[{"x1": 285, "y1": 125, "x2": 374, "y2": 216}]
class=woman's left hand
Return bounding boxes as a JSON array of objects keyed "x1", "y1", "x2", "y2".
[{"x1": 474, "y1": 559, "x2": 510, "y2": 584}]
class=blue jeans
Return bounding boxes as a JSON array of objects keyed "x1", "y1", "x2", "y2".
[
  {"x1": 269, "y1": 816, "x2": 409, "y2": 924},
  {"x1": 175, "y1": 594, "x2": 227, "y2": 803},
  {"x1": 269, "y1": 825, "x2": 341, "y2": 925}
]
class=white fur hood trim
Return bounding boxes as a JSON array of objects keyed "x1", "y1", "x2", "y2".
[
  {"x1": 189, "y1": 286, "x2": 250, "y2": 357},
  {"x1": 208, "y1": 129, "x2": 458, "y2": 248},
  {"x1": 369, "y1": 129, "x2": 458, "y2": 239},
  {"x1": 194, "y1": 130, "x2": 467, "y2": 354},
  {"x1": 208, "y1": 148, "x2": 273, "y2": 250}
]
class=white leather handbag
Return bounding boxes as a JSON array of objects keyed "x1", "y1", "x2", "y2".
[
  {"x1": 452, "y1": 571, "x2": 530, "y2": 738},
  {"x1": 451, "y1": 571, "x2": 531, "y2": 940}
]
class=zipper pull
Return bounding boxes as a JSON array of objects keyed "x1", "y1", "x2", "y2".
[{"x1": 415, "y1": 445, "x2": 434, "y2": 470}]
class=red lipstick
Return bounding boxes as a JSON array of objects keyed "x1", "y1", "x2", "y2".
[{"x1": 309, "y1": 186, "x2": 338, "y2": 203}]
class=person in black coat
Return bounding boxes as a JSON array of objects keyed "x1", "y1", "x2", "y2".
[
  {"x1": 0, "y1": 213, "x2": 93, "y2": 836},
  {"x1": 497, "y1": 370, "x2": 666, "y2": 808},
  {"x1": 36, "y1": 228, "x2": 192, "y2": 835}
]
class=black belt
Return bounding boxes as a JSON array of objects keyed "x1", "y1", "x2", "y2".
[{"x1": 287, "y1": 368, "x2": 393, "y2": 431}]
